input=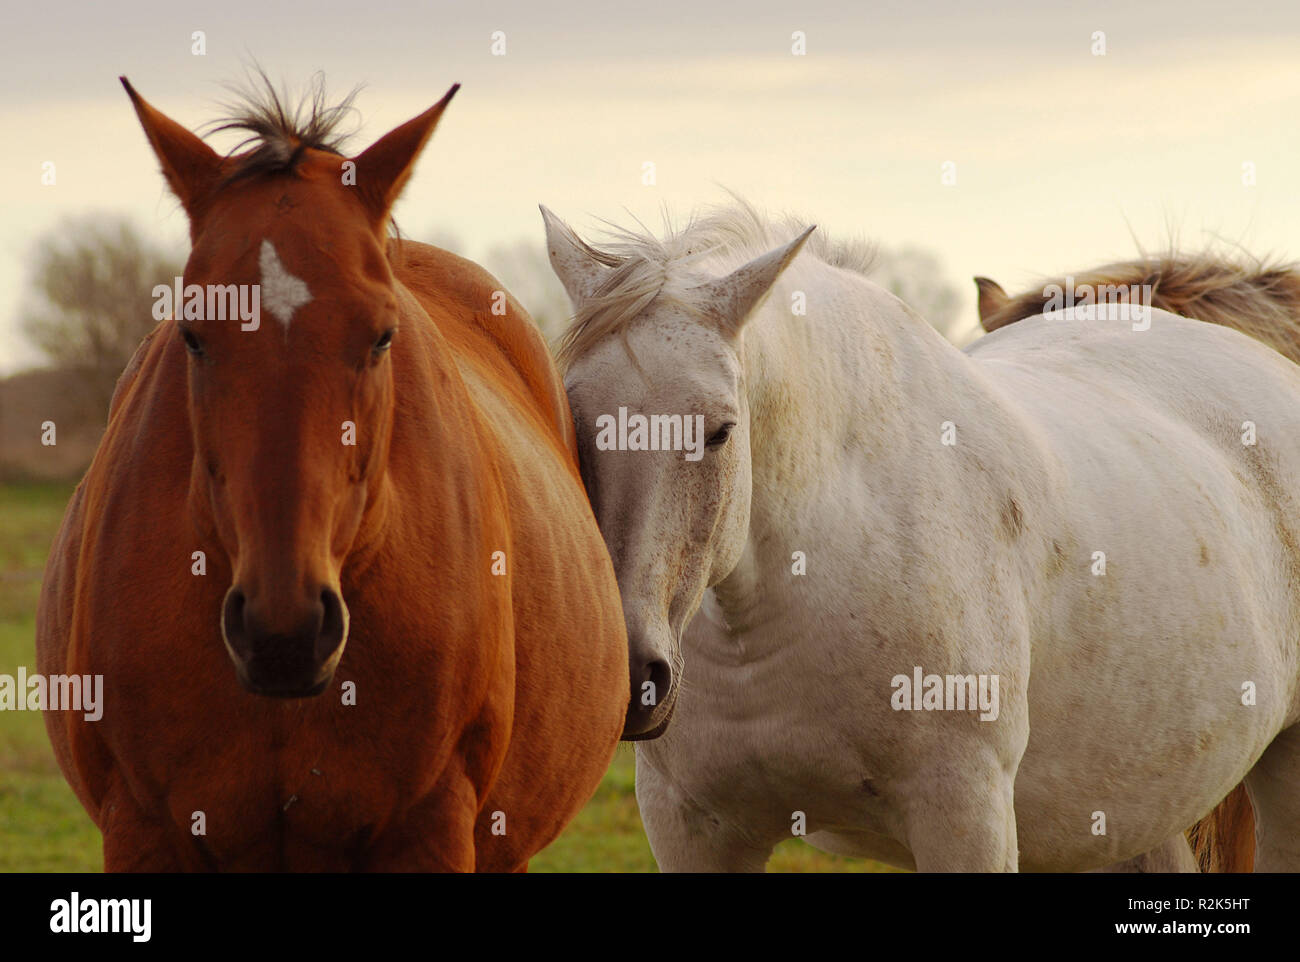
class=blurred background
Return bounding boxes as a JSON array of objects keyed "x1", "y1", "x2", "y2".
[
  {"x1": 2, "y1": 0, "x2": 1298, "y2": 869},
  {"x1": 6, "y1": 0, "x2": 1299, "y2": 479}
]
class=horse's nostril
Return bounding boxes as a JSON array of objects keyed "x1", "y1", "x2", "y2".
[
  {"x1": 316, "y1": 587, "x2": 346, "y2": 660},
  {"x1": 622, "y1": 652, "x2": 677, "y2": 739},
  {"x1": 221, "y1": 587, "x2": 249, "y2": 652},
  {"x1": 641, "y1": 657, "x2": 673, "y2": 710}
]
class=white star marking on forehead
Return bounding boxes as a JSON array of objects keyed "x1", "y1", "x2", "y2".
[{"x1": 258, "y1": 240, "x2": 312, "y2": 331}]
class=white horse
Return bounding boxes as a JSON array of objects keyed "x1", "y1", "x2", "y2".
[{"x1": 542, "y1": 199, "x2": 1300, "y2": 872}]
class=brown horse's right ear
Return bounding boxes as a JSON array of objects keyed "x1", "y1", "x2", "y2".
[
  {"x1": 121, "y1": 77, "x2": 222, "y2": 227},
  {"x1": 973, "y1": 276, "x2": 1010, "y2": 330}
]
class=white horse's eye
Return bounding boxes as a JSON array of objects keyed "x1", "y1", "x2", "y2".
[{"x1": 706, "y1": 423, "x2": 735, "y2": 447}]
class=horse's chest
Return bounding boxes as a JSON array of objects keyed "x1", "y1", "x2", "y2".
[{"x1": 652, "y1": 619, "x2": 907, "y2": 839}]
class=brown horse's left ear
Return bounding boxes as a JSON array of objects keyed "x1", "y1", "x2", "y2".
[
  {"x1": 973, "y1": 276, "x2": 1011, "y2": 330},
  {"x1": 120, "y1": 77, "x2": 223, "y2": 230},
  {"x1": 352, "y1": 84, "x2": 460, "y2": 229}
]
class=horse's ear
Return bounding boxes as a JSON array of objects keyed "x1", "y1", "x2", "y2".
[
  {"x1": 540, "y1": 205, "x2": 608, "y2": 309},
  {"x1": 974, "y1": 276, "x2": 1010, "y2": 330},
  {"x1": 120, "y1": 77, "x2": 222, "y2": 225},
  {"x1": 700, "y1": 225, "x2": 815, "y2": 337},
  {"x1": 352, "y1": 84, "x2": 459, "y2": 229}
]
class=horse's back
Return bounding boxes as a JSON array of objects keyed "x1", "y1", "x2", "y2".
[{"x1": 969, "y1": 310, "x2": 1300, "y2": 511}]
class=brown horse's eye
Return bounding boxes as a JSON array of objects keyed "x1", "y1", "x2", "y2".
[
  {"x1": 373, "y1": 328, "x2": 395, "y2": 353},
  {"x1": 180, "y1": 327, "x2": 203, "y2": 356}
]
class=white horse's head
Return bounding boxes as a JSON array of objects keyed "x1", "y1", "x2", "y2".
[{"x1": 543, "y1": 205, "x2": 811, "y2": 738}]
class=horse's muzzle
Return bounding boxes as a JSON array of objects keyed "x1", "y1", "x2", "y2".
[{"x1": 220, "y1": 584, "x2": 348, "y2": 698}]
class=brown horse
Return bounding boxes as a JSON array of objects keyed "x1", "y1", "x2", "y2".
[
  {"x1": 34, "y1": 76, "x2": 629, "y2": 871},
  {"x1": 975, "y1": 255, "x2": 1300, "y2": 363},
  {"x1": 972, "y1": 252, "x2": 1300, "y2": 871}
]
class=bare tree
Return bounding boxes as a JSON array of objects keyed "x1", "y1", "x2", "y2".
[
  {"x1": 868, "y1": 246, "x2": 962, "y2": 341},
  {"x1": 20, "y1": 216, "x2": 183, "y2": 420}
]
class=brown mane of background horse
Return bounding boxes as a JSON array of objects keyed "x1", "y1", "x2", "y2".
[
  {"x1": 35, "y1": 77, "x2": 628, "y2": 871},
  {"x1": 974, "y1": 253, "x2": 1300, "y2": 872}
]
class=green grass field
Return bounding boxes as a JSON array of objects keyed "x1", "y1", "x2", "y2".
[{"x1": 0, "y1": 481, "x2": 885, "y2": 872}]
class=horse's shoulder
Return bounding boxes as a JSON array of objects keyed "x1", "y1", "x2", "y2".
[
  {"x1": 107, "y1": 320, "x2": 170, "y2": 422},
  {"x1": 389, "y1": 239, "x2": 576, "y2": 457},
  {"x1": 389, "y1": 239, "x2": 499, "y2": 306}
]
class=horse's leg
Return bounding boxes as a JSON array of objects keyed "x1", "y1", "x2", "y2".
[
  {"x1": 1244, "y1": 723, "x2": 1300, "y2": 871},
  {"x1": 900, "y1": 759, "x2": 1019, "y2": 871},
  {"x1": 101, "y1": 781, "x2": 204, "y2": 872},
  {"x1": 635, "y1": 751, "x2": 772, "y2": 872},
  {"x1": 362, "y1": 768, "x2": 480, "y2": 872},
  {"x1": 1092, "y1": 835, "x2": 1198, "y2": 873}
]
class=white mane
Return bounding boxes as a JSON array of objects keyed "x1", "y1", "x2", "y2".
[{"x1": 556, "y1": 195, "x2": 874, "y2": 368}]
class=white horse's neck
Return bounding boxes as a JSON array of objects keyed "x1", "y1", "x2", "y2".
[{"x1": 710, "y1": 258, "x2": 1037, "y2": 637}]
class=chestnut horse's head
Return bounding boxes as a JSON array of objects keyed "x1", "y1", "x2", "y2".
[{"x1": 123, "y1": 75, "x2": 457, "y2": 697}]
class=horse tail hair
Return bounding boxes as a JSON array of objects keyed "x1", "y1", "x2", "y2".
[{"x1": 1186, "y1": 784, "x2": 1255, "y2": 872}]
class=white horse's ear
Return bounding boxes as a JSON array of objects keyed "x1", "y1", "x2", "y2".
[
  {"x1": 700, "y1": 225, "x2": 815, "y2": 336},
  {"x1": 540, "y1": 205, "x2": 607, "y2": 309}
]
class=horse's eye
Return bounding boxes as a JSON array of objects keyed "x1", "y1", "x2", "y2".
[
  {"x1": 373, "y1": 328, "x2": 395, "y2": 352},
  {"x1": 706, "y1": 423, "x2": 735, "y2": 447},
  {"x1": 180, "y1": 327, "x2": 203, "y2": 356}
]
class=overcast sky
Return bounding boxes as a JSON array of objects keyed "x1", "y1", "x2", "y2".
[{"x1": 3, "y1": 0, "x2": 1300, "y2": 370}]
